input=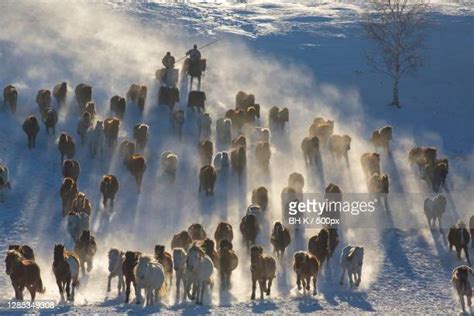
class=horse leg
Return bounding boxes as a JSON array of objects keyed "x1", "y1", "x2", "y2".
[
  {"x1": 312, "y1": 275, "x2": 318, "y2": 295},
  {"x1": 66, "y1": 280, "x2": 71, "y2": 301},
  {"x1": 198, "y1": 281, "x2": 205, "y2": 305},
  {"x1": 296, "y1": 274, "x2": 302, "y2": 290},
  {"x1": 27, "y1": 285, "x2": 36, "y2": 302},
  {"x1": 339, "y1": 268, "x2": 345, "y2": 285},
  {"x1": 266, "y1": 278, "x2": 272, "y2": 296},
  {"x1": 175, "y1": 274, "x2": 181, "y2": 302},
  {"x1": 198, "y1": 77, "x2": 201, "y2": 91},
  {"x1": 349, "y1": 271, "x2": 354, "y2": 288},
  {"x1": 107, "y1": 274, "x2": 112, "y2": 292},
  {"x1": 250, "y1": 278, "x2": 256, "y2": 300},
  {"x1": 258, "y1": 280, "x2": 265, "y2": 300},
  {"x1": 460, "y1": 292, "x2": 466, "y2": 312},
  {"x1": 125, "y1": 279, "x2": 131, "y2": 303},
  {"x1": 87, "y1": 258, "x2": 93, "y2": 272},
  {"x1": 135, "y1": 284, "x2": 142, "y2": 305},
  {"x1": 463, "y1": 246, "x2": 471, "y2": 265},
  {"x1": 305, "y1": 276, "x2": 311, "y2": 292}
]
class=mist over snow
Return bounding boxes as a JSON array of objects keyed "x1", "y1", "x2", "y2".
[{"x1": 0, "y1": 0, "x2": 473, "y2": 313}]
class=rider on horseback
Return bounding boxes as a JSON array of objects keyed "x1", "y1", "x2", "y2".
[{"x1": 186, "y1": 44, "x2": 201, "y2": 65}]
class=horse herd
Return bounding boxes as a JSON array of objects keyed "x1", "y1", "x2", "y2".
[{"x1": 1, "y1": 80, "x2": 473, "y2": 311}]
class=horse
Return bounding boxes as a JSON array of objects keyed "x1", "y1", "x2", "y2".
[
  {"x1": 301, "y1": 136, "x2": 320, "y2": 165},
  {"x1": 339, "y1": 245, "x2": 364, "y2": 288},
  {"x1": 188, "y1": 223, "x2": 207, "y2": 241},
  {"x1": 58, "y1": 133, "x2": 75, "y2": 163},
  {"x1": 122, "y1": 251, "x2": 141, "y2": 303},
  {"x1": 62, "y1": 159, "x2": 80, "y2": 182},
  {"x1": 199, "y1": 165, "x2": 217, "y2": 196},
  {"x1": 88, "y1": 121, "x2": 104, "y2": 157},
  {"x1": 217, "y1": 240, "x2": 238, "y2": 290},
  {"x1": 198, "y1": 140, "x2": 213, "y2": 166},
  {"x1": 36, "y1": 89, "x2": 52, "y2": 113},
  {"x1": 42, "y1": 108, "x2": 58, "y2": 135},
  {"x1": 173, "y1": 248, "x2": 187, "y2": 302},
  {"x1": 293, "y1": 251, "x2": 319, "y2": 295},
  {"x1": 126, "y1": 155, "x2": 147, "y2": 193},
  {"x1": 104, "y1": 117, "x2": 120, "y2": 147},
  {"x1": 154, "y1": 245, "x2": 173, "y2": 288},
  {"x1": 171, "y1": 231, "x2": 193, "y2": 250},
  {"x1": 133, "y1": 123, "x2": 149, "y2": 151},
  {"x1": 5, "y1": 249, "x2": 45, "y2": 302},
  {"x1": 71, "y1": 192, "x2": 92, "y2": 216},
  {"x1": 160, "y1": 151, "x2": 178, "y2": 183},
  {"x1": 73, "y1": 230, "x2": 97, "y2": 274},
  {"x1": 0, "y1": 163, "x2": 11, "y2": 202},
  {"x1": 107, "y1": 248, "x2": 125, "y2": 294},
  {"x1": 197, "y1": 112, "x2": 212, "y2": 141},
  {"x1": 214, "y1": 222, "x2": 233, "y2": 248},
  {"x1": 67, "y1": 211, "x2": 90, "y2": 243},
  {"x1": 424, "y1": 194, "x2": 447, "y2": 232},
  {"x1": 60, "y1": 177, "x2": 78, "y2": 216},
  {"x1": 53, "y1": 82, "x2": 67, "y2": 106},
  {"x1": 270, "y1": 221, "x2": 291, "y2": 258},
  {"x1": 185, "y1": 244, "x2": 214, "y2": 305},
  {"x1": 75, "y1": 83, "x2": 92, "y2": 109},
  {"x1": 100, "y1": 175, "x2": 119, "y2": 207},
  {"x1": 22, "y1": 116, "x2": 40, "y2": 149},
  {"x1": 134, "y1": 255, "x2": 165, "y2": 306},
  {"x1": 127, "y1": 84, "x2": 147, "y2": 113},
  {"x1": 308, "y1": 229, "x2": 329, "y2": 268},
  {"x1": 250, "y1": 245, "x2": 276, "y2": 300},
  {"x1": 452, "y1": 265, "x2": 473, "y2": 312},
  {"x1": 3, "y1": 85, "x2": 18, "y2": 113},
  {"x1": 448, "y1": 221, "x2": 471, "y2": 265},
  {"x1": 110, "y1": 95, "x2": 126, "y2": 120},
  {"x1": 240, "y1": 214, "x2": 259, "y2": 250},
  {"x1": 251, "y1": 186, "x2": 268, "y2": 211},
  {"x1": 172, "y1": 110, "x2": 185, "y2": 140},
  {"x1": 52, "y1": 244, "x2": 80, "y2": 301},
  {"x1": 77, "y1": 111, "x2": 93, "y2": 144},
  {"x1": 370, "y1": 125, "x2": 392, "y2": 153}
]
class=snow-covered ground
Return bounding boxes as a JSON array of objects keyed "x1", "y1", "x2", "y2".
[{"x1": 0, "y1": 0, "x2": 473, "y2": 314}]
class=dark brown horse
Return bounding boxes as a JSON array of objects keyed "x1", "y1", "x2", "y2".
[
  {"x1": 53, "y1": 244, "x2": 80, "y2": 301},
  {"x1": 5, "y1": 249, "x2": 45, "y2": 302},
  {"x1": 122, "y1": 251, "x2": 141, "y2": 303},
  {"x1": 74, "y1": 230, "x2": 97, "y2": 274}
]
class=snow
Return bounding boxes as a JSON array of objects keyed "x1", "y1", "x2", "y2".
[{"x1": 0, "y1": 0, "x2": 473, "y2": 314}]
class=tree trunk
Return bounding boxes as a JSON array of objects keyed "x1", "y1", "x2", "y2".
[{"x1": 391, "y1": 77, "x2": 400, "y2": 108}]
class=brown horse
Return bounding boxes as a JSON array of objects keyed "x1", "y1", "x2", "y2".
[
  {"x1": 100, "y1": 175, "x2": 119, "y2": 207},
  {"x1": 154, "y1": 245, "x2": 173, "y2": 287},
  {"x1": 133, "y1": 123, "x2": 149, "y2": 150},
  {"x1": 53, "y1": 244, "x2": 80, "y2": 301},
  {"x1": 62, "y1": 159, "x2": 80, "y2": 181},
  {"x1": 308, "y1": 229, "x2": 329, "y2": 267},
  {"x1": 199, "y1": 165, "x2": 217, "y2": 196},
  {"x1": 22, "y1": 116, "x2": 40, "y2": 149},
  {"x1": 217, "y1": 239, "x2": 238, "y2": 290},
  {"x1": 60, "y1": 177, "x2": 78, "y2": 216},
  {"x1": 188, "y1": 223, "x2": 207, "y2": 241},
  {"x1": 126, "y1": 155, "x2": 146, "y2": 193},
  {"x1": 448, "y1": 221, "x2": 471, "y2": 266},
  {"x1": 250, "y1": 245, "x2": 276, "y2": 300},
  {"x1": 5, "y1": 250, "x2": 45, "y2": 302},
  {"x1": 4, "y1": 85, "x2": 18, "y2": 113},
  {"x1": 240, "y1": 214, "x2": 259, "y2": 250},
  {"x1": 251, "y1": 186, "x2": 269, "y2": 212},
  {"x1": 74, "y1": 230, "x2": 97, "y2": 274},
  {"x1": 110, "y1": 95, "x2": 126, "y2": 120},
  {"x1": 53, "y1": 82, "x2": 67, "y2": 106},
  {"x1": 270, "y1": 221, "x2": 291, "y2": 258},
  {"x1": 214, "y1": 222, "x2": 234, "y2": 248},
  {"x1": 58, "y1": 133, "x2": 75, "y2": 163},
  {"x1": 293, "y1": 251, "x2": 319, "y2": 295},
  {"x1": 171, "y1": 231, "x2": 193, "y2": 250},
  {"x1": 122, "y1": 251, "x2": 141, "y2": 303},
  {"x1": 104, "y1": 117, "x2": 120, "y2": 147}
]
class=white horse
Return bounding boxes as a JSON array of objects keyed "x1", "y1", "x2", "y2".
[
  {"x1": 216, "y1": 118, "x2": 232, "y2": 145},
  {"x1": 197, "y1": 112, "x2": 212, "y2": 141},
  {"x1": 0, "y1": 163, "x2": 11, "y2": 202},
  {"x1": 452, "y1": 265, "x2": 473, "y2": 312},
  {"x1": 340, "y1": 246, "x2": 364, "y2": 288},
  {"x1": 160, "y1": 151, "x2": 178, "y2": 182},
  {"x1": 67, "y1": 212, "x2": 90, "y2": 243},
  {"x1": 213, "y1": 152, "x2": 229, "y2": 172},
  {"x1": 185, "y1": 245, "x2": 214, "y2": 305},
  {"x1": 88, "y1": 121, "x2": 104, "y2": 157},
  {"x1": 134, "y1": 255, "x2": 165, "y2": 306},
  {"x1": 173, "y1": 248, "x2": 187, "y2": 302},
  {"x1": 424, "y1": 194, "x2": 447, "y2": 232},
  {"x1": 107, "y1": 248, "x2": 125, "y2": 294}
]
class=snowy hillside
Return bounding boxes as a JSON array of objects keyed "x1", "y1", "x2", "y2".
[{"x1": 0, "y1": 0, "x2": 473, "y2": 314}]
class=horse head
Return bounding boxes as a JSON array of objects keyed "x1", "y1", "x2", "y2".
[{"x1": 5, "y1": 250, "x2": 21, "y2": 275}]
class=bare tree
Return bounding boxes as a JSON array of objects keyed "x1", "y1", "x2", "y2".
[{"x1": 361, "y1": 0, "x2": 429, "y2": 108}]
